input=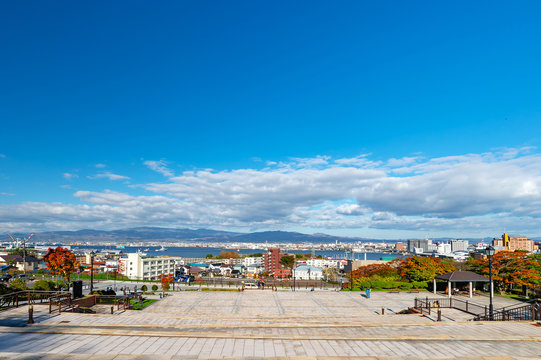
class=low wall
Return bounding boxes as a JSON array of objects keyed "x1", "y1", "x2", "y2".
[{"x1": 72, "y1": 295, "x2": 97, "y2": 308}]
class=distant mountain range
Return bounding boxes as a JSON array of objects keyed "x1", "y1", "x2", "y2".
[
  {"x1": 7, "y1": 227, "x2": 383, "y2": 244},
  {"x1": 4, "y1": 227, "x2": 503, "y2": 244}
]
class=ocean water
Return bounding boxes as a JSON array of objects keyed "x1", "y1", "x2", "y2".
[{"x1": 66, "y1": 245, "x2": 403, "y2": 260}]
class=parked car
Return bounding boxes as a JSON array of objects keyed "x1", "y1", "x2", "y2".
[{"x1": 0, "y1": 274, "x2": 12, "y2": 282}]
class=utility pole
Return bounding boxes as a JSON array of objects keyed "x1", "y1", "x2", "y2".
[{"x1": 90, "y1": 251, "x2": 95, "y2": 294}]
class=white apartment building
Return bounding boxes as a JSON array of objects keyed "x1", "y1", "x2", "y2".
[
  {"x1": 436, "y1": 243, "x2": 452, "y2": 255},
  {"x1": 242, "y1": 256, "x2": 264, "y2": 267},
  {"x1": 124, "y1": 253, "x2": 179, "y2": 280},
  {"x1": 305, "y1": 258, "x2": 345, "y2": 270}
]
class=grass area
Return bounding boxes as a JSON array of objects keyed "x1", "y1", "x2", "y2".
[{"x1": 130, "y1": 298, "x2": 158, "y2": 310}]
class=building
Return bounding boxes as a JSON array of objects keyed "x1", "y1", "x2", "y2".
[
  {"x1": 0, "y1": 254, "x2": 41, "y2": 272},
  {"x1": 305, "y1": 258, "x2": 346, "y2": 270},
  {"x1": 242, "y1": 256, "x2": 263, "y2": 267},
  {"x1": 123, "y1": 253, "x2": 179, "y2": 280},
  {"x1": 395, "y1": 242, "x2": 407, "y2": 251},
  {"x1": 263, "y1": 248, "x2": 289, "y2": 276},
  {"x1": 293, "y1": 265, "x2": 323, "y2": 280},
  {"x1": 450, "y1": 240, "x2": 469, "y2": 252},
  {"x1": 407, "y1": 239, "x2": 436, "y2": 253},
  {"x1": 436, "y1": 243, "x2": 452, "y2": 255},
  {"x1": 493, "y1": 233, "x2": 534, "y2": 252}
]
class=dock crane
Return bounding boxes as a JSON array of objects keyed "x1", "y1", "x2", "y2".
[{"x1": 7, "y1": 233, "x2": 34, "y2": 273}]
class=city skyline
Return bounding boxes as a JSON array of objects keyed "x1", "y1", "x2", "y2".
[{"x1": 2, "y1": 2, "x2": 541, "y2": 238}]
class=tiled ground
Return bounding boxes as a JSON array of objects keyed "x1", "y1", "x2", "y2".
[{"x1": 0, "y1": 290, "x2": 538, "y2": 359}]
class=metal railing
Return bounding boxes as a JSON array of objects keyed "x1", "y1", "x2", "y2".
[
  {"x1": 0, "y1": 291, "x2": 71, "y2": 310},
  {"x1": 474, "y1": 301, "x2": 541, "y2": 321},
  {"x1": 414, "y1": 297, "x2": 487, "y2": 316}
]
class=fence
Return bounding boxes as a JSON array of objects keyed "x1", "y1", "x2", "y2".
[
  {"x1": 474, "y1": 301, "x2": 541, "y2": 321},
  {"x1": 49, "y1": 293, "x2": 72, "y2": 314},
  {"x1": 414, "y1": 297, "x2": 487, "y2": 316},
  {"x1": 0, "y1": 291, "x2": 71, "y2": 310}
]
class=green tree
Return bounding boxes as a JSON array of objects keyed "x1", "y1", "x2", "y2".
[
  {"x1": 141, "y1": 285, "x2": 148, "y2": 292},
  {"x1": 205, "y1": 254, "x2": 214, "y2": 259},
  {"x1": 33, "y1": 280, "x2": 52, "y2": 291},
  {"x1": 279, "y1": 255, "x2": 295, "y2": 270},
  {"x1": 9, "y1": 278, "x2": 27, "y2": 291},
  {"x1": 152, "y1": 284, "x2": 158, "y2": 291}
]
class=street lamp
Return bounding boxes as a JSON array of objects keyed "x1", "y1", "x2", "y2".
[
  {"x1": 90, "y1": 251, "x2": 95, "y2": 294},
  {"x1": 292, "y1": 267, "x2": 295, "y2": 292},
  {"x1": 485, "y1": 246, "x2": 495, "y2": 320}
]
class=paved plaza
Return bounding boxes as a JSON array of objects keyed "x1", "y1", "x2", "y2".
[{"x1": 0, "y1": 290, "x2": 539, "y2": 359}]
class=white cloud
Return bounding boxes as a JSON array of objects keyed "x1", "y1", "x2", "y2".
[
  {"x1": 0, "y1": 192, "x2": 15, "y2": 196},
  {"x1": 95, "y1": 163, "x2": 106, "y2": 168},
  {"x1": 2, "y1": 148, "x2": 541, "y2": 236},
  {"x1": 88, "y1": 172, "x2": 130, "y2": 181},
  {"x1": 63, "y1": 173, "x2": 79, "y2": 181},
  {"x1": 143, "y1": 160, "x2": 174, "y2": 177}
]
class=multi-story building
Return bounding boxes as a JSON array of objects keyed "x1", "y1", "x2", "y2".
[
  {"x1": 493, "y1": 233, "x2": 534, "y2": 252},
  {"x1": 450, "y1": 240, "x2": 469, "y2": 252},
  {"x1": 124, "y1": 253, "x2": 179, "y2": 280},
  {"x1": 407, "y1": 239, "x2": 436, "y2": 253},
  {"x1": 243, "y1": 256, "x2": 263, "y2": 267},
  {"x1": 436, "y1": 243, "x2": 452, "y2": 255},
  {"x1": 263, "y1": 248, "x2": 289, "y2": 277},
  {"x1": 304, "y1": 258, "x2": 346, "y2": 270}
]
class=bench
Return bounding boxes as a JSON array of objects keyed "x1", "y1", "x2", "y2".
[
  {"x1": 388, "y1": 290, "x2": 400, "y2": 293},
  {"x1": 407, "y1": 290, "x2": 420, "y2": 293}
]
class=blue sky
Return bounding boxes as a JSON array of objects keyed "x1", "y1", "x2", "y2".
[{"x1": 1, "y1": 1, "x2": 541, "y2": 238}]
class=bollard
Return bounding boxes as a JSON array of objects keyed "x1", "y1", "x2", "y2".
[
  {"x1": 59, "y1": 303, "x2": 62, "y2": 314},
  {"x1": 428, "y1": 302, "x2": 431, "y2": 315},
  {"x1": 381, "y1": 307, "x2": 385, "y2": 315},
  {"x1": 28, "y1": 305, "x2": 34, "y2": 324},
  {"x1": 437, "y1": 309, "x2": 441, "y2": 322},
  {"x1": 111, "y1": 305, "x2": 114, "y2": 314}
]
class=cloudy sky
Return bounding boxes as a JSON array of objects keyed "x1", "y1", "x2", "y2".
[{"x1": 1, "y1": 2, "x2": 541, "y2": 238}]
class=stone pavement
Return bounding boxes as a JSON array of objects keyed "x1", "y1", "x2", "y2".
[{"x1": 0, "y1": 290, "x2": 539, "y2": 359}]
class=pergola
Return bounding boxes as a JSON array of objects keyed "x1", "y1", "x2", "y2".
[{"x1": 433, "y1": 271, "x2": 489, "y2": 298}]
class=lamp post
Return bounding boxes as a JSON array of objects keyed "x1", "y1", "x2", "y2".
[
  {"x1": 292, "y1": 267, "x2": 295, "y2": 292},
  {"x1": 485, "y1": 246, "x2": 495, "y2": 320},
  {"x1": 90, "y1": 251, "x2": 95, "y2": 294}
]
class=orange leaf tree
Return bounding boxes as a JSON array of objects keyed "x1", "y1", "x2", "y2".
[
  {"x1": 159, "y1": 273, "x2": 174, "y2": 291},
  {"x1": 44, "y1": 247, "x2": 79, "y2": 283},
  {"x1": 396, "y1": 256, "x2": 456, "y2": 283},
  {"x1": 351, "y1": 263, "x2": 398, "y2": 279},
  {"x1": 467, "y1": 251, "x2": 541, "y2": 293}
]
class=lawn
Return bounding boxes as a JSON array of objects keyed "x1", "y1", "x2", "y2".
[{"x1": 130, "y1": 298, "x2": 158, "y2": 310}]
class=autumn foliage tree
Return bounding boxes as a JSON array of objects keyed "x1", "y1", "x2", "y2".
[
  {"x1": 44, "y1": 247, "x2": 79, "y2": 284},
  {"x1": 159, "y1": 273, "x2": 174, "y2": 291},
  {"x1": 397, "y1": 257, "x2": 456, "y2": 283},
  {"x1": 467, "y1": 251, "x2": 541, "y2": 294},
  {"x1": 217, "y1": 251, "x2": 240, "y2": 259},
  {"x1": 350, "y1": 257, "x2": 456, "y2": 290}
]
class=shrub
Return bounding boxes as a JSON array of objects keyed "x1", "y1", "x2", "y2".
[
  {"x1": 9, "y1": 278, "x2": 27, "y2": 291},
  {"x1": 33, "y1": 280, "x2": 51, "y2": 291},
  {"x1": 152, "y1": 284, "x2": 158, "y2": 291},
  {"x1": 399, "y1": 282, "x2": 413, "y2": 290},
  {"x1": 141, "y1": 285, "x2": 148, "y2": 292},
  {"x1": 0, "y1": 283, "x2": 10, "y2": 295},
  {"x1": 55, "y1": 280, "x2": 69, "y2": 291},
  {"x1": 410, "y1": 281, "x2": 428, "y2": 289}
]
